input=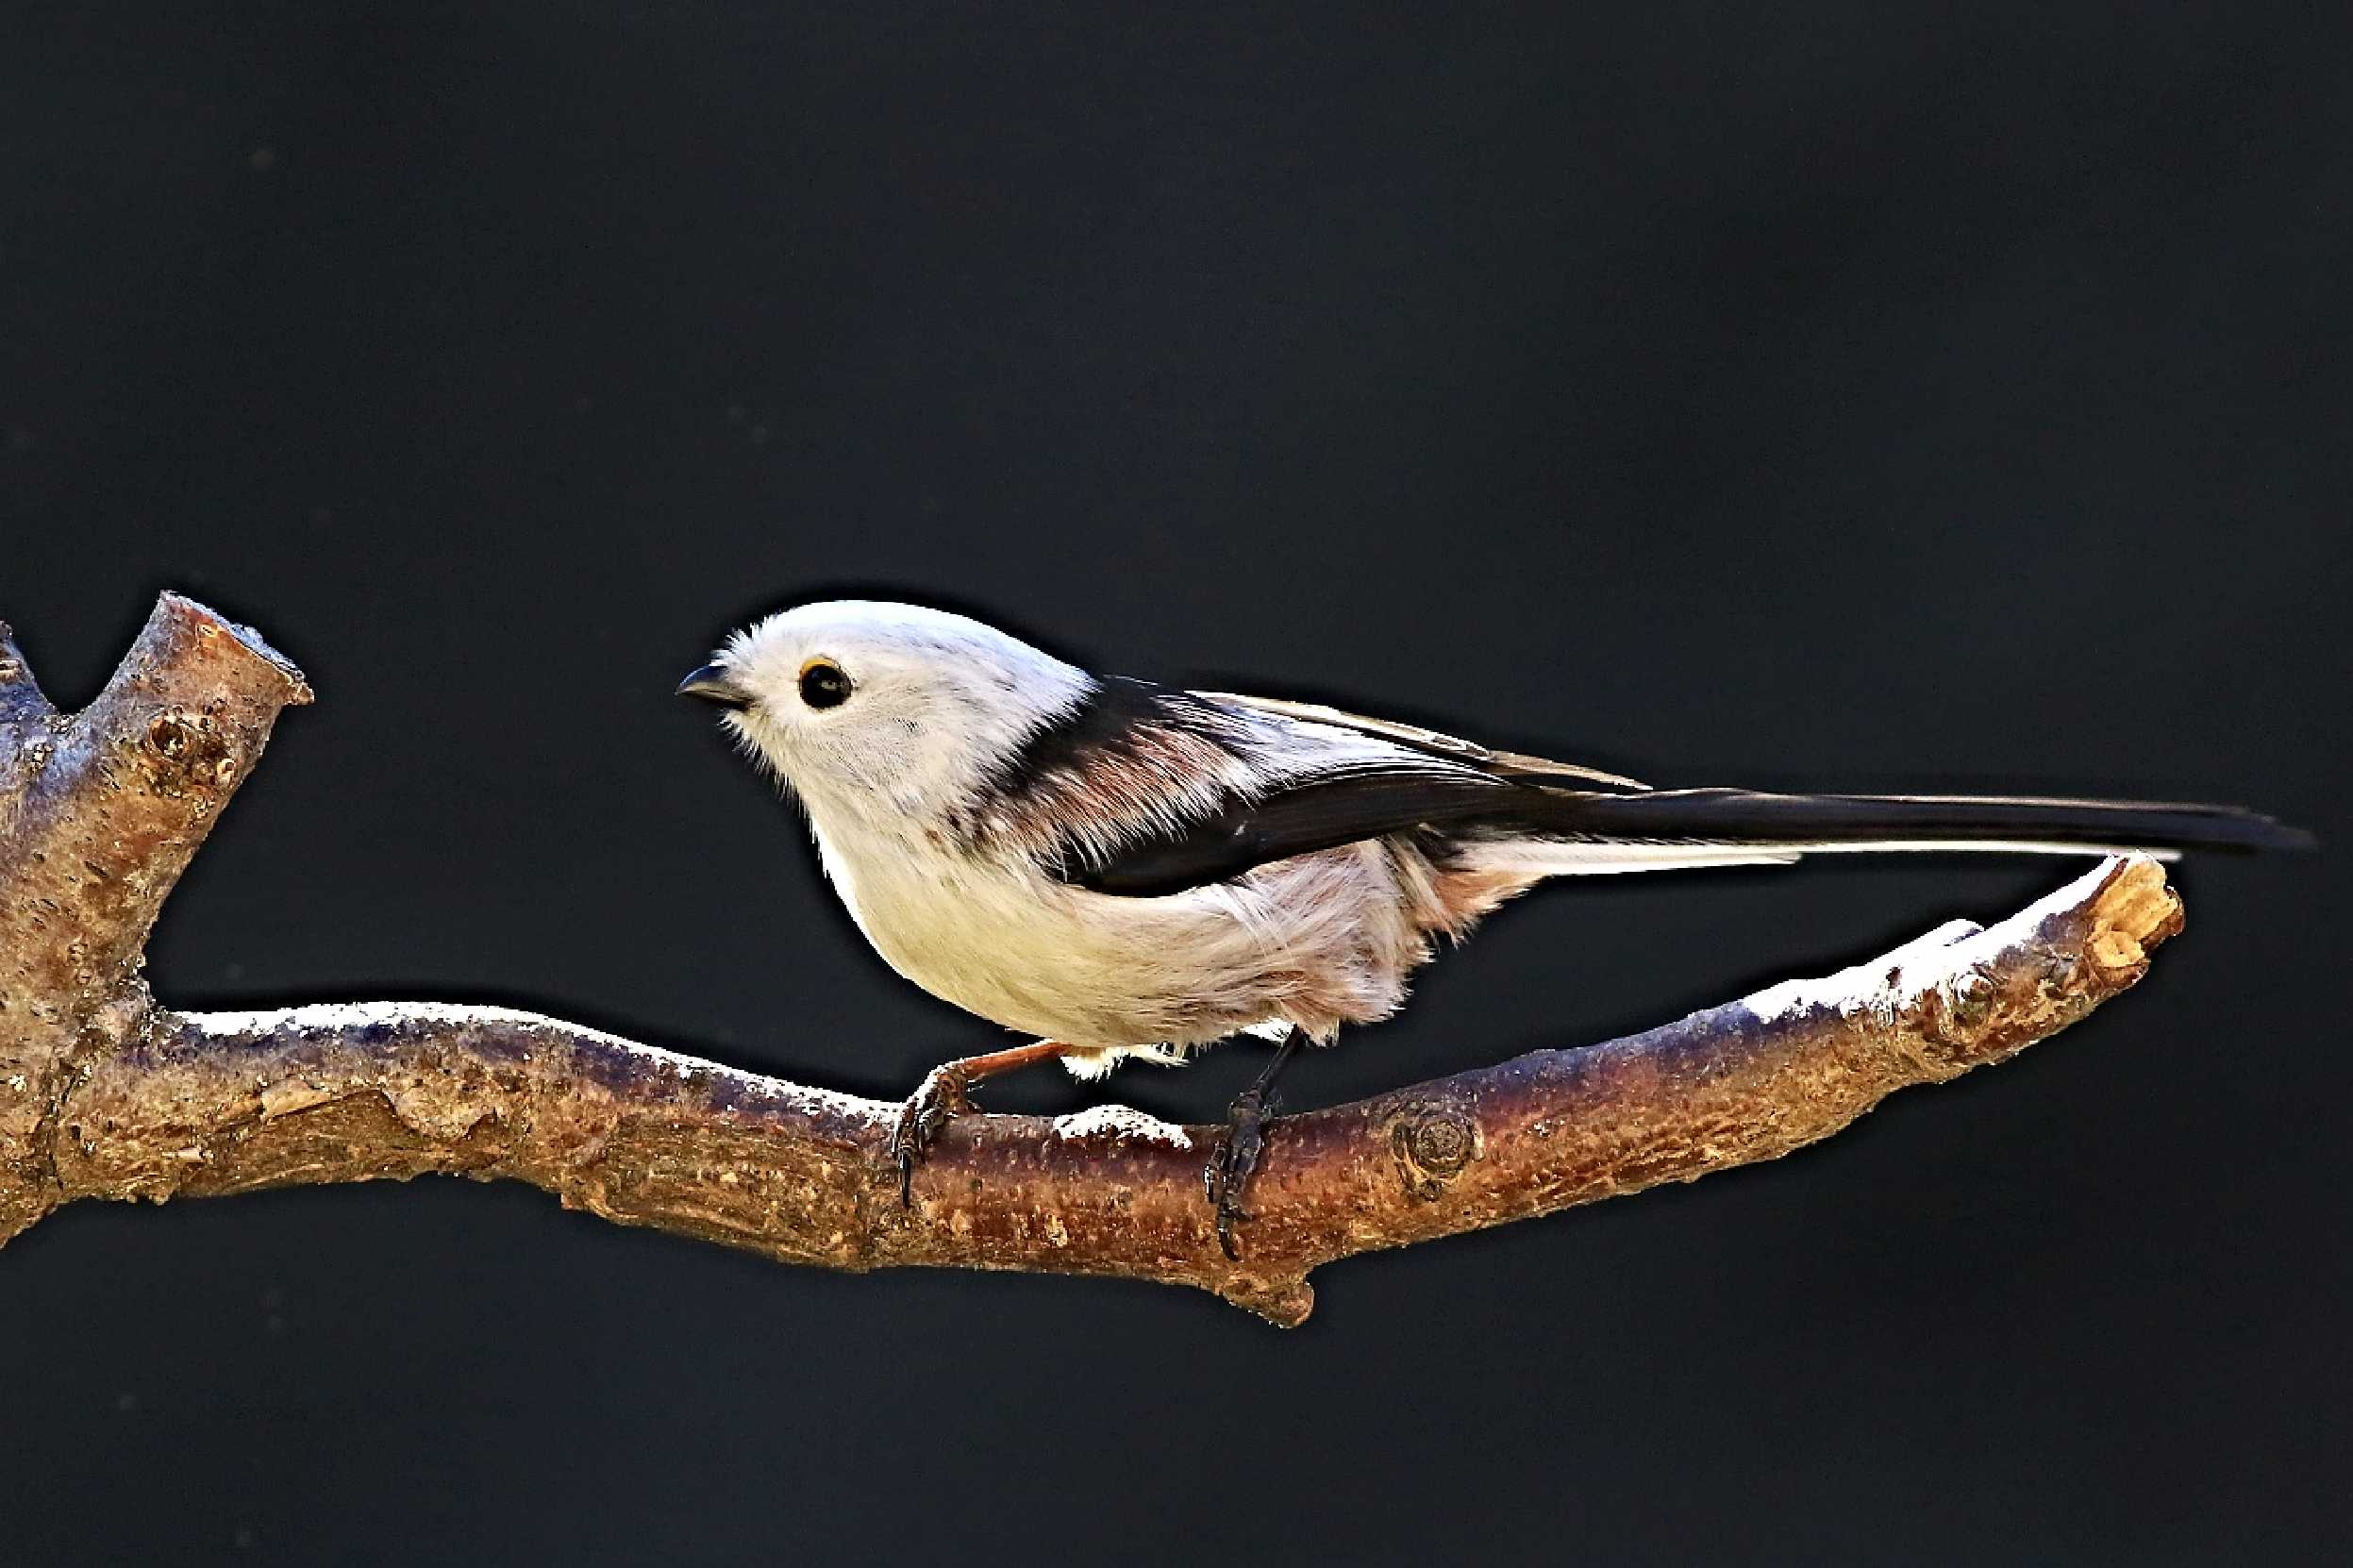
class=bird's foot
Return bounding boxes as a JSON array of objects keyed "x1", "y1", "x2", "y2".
[
  {"x1": 1204, "y1": 1083, "x2": 1281, "y2": 1260},
  {"x1": 884, "y1": 1040, "x2": 1077, "y2": 1207},
  {"x1": 889, "y1": 1064, "x2": 976, "y2": 1206}
]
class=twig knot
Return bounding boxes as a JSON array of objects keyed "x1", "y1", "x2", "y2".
[{"x1": 1388, "y1": 1097, "x2": 1480, "y2": 1200}]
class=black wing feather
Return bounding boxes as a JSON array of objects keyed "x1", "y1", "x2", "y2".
[{"x1": 1068, "y1": 763, "x2": 1543, "y2": 895}]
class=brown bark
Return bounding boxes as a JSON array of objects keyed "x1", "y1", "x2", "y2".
[
  {"x1": 0, "y1": 596, "x2": 309, "y2": 1239},
  {"x1": 0, "y1": 593, "x2": 2185, "y2": 1324}
]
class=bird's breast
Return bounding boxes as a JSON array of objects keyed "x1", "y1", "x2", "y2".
[{"x1": 811, "y1": 818, "x2": 1115, "y2": 1034}]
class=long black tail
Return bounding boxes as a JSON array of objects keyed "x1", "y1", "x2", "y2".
[{"x1": 1522, "y1": 788, "x2": 2311, "y2": 859}]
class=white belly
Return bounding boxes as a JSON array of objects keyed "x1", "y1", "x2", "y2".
[{"x1": 809, "y1": 815, "x2": 1439, "y2": 1049}]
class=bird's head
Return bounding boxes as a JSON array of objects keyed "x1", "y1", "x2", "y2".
[{"x1": 678, "y1": 600, "x2": 1092, "y2": 824}]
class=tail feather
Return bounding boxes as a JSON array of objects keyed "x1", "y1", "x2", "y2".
[{"x1": 1479, "y1": 787, "x2": 2311, "y2": 870}]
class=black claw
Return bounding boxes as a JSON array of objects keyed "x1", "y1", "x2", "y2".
[
  {"x1": 888, "y1": 1065, "x2": 972, "y2": 1208},
  {"x1": 1206, "y1": 1088, "x2": 1272, "y2": 1260},
  {"x1": 1202, "y1": 1027, "x2": 1307, "y2": 1259}
]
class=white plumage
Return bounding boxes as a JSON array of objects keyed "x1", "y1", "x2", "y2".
[{"x1": 709, "y1": 603, "x2": 1519, "y2": 1075}]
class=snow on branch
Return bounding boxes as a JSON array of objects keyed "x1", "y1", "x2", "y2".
[{"x1": 0, "y1": 594, "x2": 2184, "y2": 1324}]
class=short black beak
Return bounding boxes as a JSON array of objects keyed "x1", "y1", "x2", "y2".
[{"x1": 676, "y1": 663, "x2": 753, "y2": 709}]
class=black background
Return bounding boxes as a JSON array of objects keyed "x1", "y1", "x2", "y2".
[{"x1": 6, "y1": 4, "x2": 2347, "y2": 1563}]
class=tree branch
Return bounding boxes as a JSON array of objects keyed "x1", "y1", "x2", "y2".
[
  {"x1": 0, "y1": 594, "x2": 2185, "y2": 1324},
  {"x1": 1, "y1": 595, "x2": 309, "y2": 1237}
]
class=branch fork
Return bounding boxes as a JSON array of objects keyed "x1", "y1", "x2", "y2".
[{"x1": 0, "y1": 594, "x2": 2184, "y2": 1324}]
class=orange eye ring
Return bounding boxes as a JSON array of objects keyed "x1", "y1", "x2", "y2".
[{"x1": 797, "y1": 659, "x2": 852, "y2": 709}]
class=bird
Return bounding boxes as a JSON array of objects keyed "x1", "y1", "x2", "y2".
[{"x1": 677, "y1": 600, "x2": 2308, "y2": 1254}]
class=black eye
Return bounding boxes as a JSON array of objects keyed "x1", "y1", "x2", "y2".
[{"x1": 798, "y1": 660, "x2": 852, "y2": 709}]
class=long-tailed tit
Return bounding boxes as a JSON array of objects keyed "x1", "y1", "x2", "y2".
[{"x1": 680, "y1": 600, "x2": 2306, "y2": 1253}]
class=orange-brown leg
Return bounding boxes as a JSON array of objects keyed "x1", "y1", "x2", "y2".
[{"x1": 890, "y1": 1040, "x2": 1075, "y2": 1205}]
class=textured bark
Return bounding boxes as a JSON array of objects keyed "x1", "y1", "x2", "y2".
[
  {"x1": 0, "y1": 594, "x2": 2186, "y2": 1324},
  {"x1": 0, "y1": 596, "x2": 309, "y2": 1241}
]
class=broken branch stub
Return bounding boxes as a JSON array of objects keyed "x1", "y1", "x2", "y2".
[{"x1": 0, "y1": 594, "x2": 310, "y2": 1237}]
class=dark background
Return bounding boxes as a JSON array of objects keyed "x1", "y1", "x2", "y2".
[{"x1": 5, "y1": 3, "x2": 2347, "y2": 1562}]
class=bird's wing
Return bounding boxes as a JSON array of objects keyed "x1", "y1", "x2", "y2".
[
  {"x1": 1197, "y1": 691, "x2": 1650, "y2": 792},
  {"x1": 1061, "y1": 757, "x2": 1587, "y2": 895},
  {"x1": 999, "y1": 680, "x2": 1622, "y2": 897}
]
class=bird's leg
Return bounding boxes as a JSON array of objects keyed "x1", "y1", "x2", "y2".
[
  {"x1": 890, "y1": 1040, "x2": 1074, "y2": 1205},
  {"x1": 1204, "y1": 1026, "x2": 1306, "y2": 1259}
]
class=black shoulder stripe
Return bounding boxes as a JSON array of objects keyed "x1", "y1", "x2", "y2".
[{"x1": 977, "y1": 676, "x2": 1243, "y2": 812}]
